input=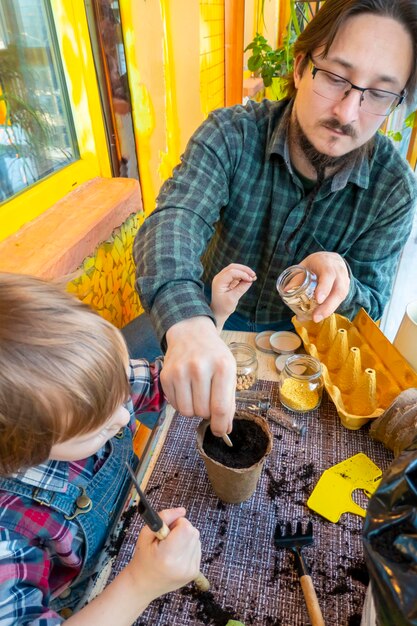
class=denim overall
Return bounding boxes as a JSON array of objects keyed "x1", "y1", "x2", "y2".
[{"x1": 0, "y1": 426, "x2": 137, "y2": 615}]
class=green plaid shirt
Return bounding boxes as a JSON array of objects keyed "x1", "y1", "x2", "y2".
[{"x1": 135, "y1": 99, "x2": 417, "y2": 342}]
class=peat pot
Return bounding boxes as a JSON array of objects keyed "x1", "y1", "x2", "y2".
[{"x1": 196, "y1": 411, "x2": 273, "y2": 504}]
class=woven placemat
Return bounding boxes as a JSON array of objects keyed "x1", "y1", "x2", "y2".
[{"x1": 107, "y1": 382, "x2": 392, "y2": 626}]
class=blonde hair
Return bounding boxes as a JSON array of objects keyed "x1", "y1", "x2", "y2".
[{"x1": 0, "y1": 273, "x2": 130, "y2": 475}]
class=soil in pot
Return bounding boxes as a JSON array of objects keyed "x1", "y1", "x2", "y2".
[
  {"x1": 197, "y1": 412, "x2": 273, "y2": 503},
  {"x1": 203, "y1": 419, "x2": 270, "y2": 468}
]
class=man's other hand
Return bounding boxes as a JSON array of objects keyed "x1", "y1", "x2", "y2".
[{"x1": 300, "y1": 251, "x2": 350, "y2": 322}]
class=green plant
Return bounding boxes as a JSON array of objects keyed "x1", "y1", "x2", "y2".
[
  {"x1": 245, "y1": 33, "x2": 291, "y2": 88},
  {"x1": 385, "y1": 110, "x2": 416, "y2": 143},
  {"x1": 244, "y1": 1, "x2": 302, "y2": 93}
]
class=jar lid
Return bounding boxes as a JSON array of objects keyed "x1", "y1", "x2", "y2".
[
  {"x1": 255, "y1": 330, "x2": 277, "y2": 354},
  {"x1": 269, "y1": 331, "x2": 302, "y2": 354},
  {"x1": 275, "y1": 354, "x2": 290, "y2": 372}
]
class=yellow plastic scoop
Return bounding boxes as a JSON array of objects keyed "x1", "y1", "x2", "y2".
[{"x1": 307, "y1": 453, "x2": 382, "y2": 523}]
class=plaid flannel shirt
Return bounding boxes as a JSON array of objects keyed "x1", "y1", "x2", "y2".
[
  {"x1": 0, "y1": 358, "x2": 164, "y2": 625},
  {"x1": 135, "y1": 98, "x2": 417, "y2": 343}
]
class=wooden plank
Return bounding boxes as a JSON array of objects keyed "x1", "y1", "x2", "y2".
[
  {"x1": 0, "y1": 177, "x2": 142, "y2": 279},
  {"x1": 225, "y1": 0, "x2": 245, "y2": 105}
]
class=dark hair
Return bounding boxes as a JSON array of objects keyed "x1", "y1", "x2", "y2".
[
  {"x1": 285, "y1": 0, "x2": 417, "y2": 104},
  {"x1": 0, "y1": 273, "x2": 130, "y2": 475}
]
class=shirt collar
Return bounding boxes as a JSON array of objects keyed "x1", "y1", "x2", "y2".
[
  {"x1": 13, "y1": 460, "x2": 69, "y2": 492},
  {"x1": 266, "y1": 98, "x2": 370, "y2": 191}
]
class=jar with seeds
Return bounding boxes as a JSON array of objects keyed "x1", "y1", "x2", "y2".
[
  {"x1": 229, "y1": 342, "x2": 258, "y2": 391},
  {"x1": 276, "y1": 264, "x2": 318, "y2": 321}
]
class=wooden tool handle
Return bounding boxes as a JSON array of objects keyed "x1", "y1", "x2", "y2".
[
  {"x1": 300, "y1": 575, "x2": 325, "y2": 626},
  {"x1": 154, "y1": 522, "x2": 210, "y2": 591}
]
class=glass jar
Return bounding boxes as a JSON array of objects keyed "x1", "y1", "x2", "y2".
[
  {"x1": 279, "y1": 354, "x2": 323, "y2": 412},
  {"x1": 276, "y1": 264, "x2": 318, "y2": 321},
  {"x1": 229, "y1": 342, "x2": 258, "y2": 391}
]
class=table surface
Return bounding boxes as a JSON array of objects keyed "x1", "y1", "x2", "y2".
[{"x1": 102, "y1": 331, "x2": 393, "y2": 626}]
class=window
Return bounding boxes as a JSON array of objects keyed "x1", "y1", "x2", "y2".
[
  {"x1": 0, "y1": 0, "x2": 78, "y2": 201},
  {"x1": 0, "y1": 0, "x2": 111, "y2": 241}
]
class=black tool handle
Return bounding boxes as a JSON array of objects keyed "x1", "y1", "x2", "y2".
[
  {"x1": 293, "y1": 549, "x2": 325, "y2": 626},
  {"x1": 126, "y1": 463, "x2": 210, "y2": 592}
]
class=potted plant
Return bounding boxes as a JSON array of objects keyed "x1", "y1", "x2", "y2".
[{"x1": 244, "y1": 2, "x2": 301, "y2": 100}]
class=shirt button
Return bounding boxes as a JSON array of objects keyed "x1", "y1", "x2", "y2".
[
  {"x1": 59, "y1": 587, "x2": 72, "y2": 599},
  {"x1": 60, "y1": 608, "x2": 73, "y2": 618}
]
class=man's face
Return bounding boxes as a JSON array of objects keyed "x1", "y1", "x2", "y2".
[{"x1": 292, "y1": 13, "x2": 413, "y2": 159}]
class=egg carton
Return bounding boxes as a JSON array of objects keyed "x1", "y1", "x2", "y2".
[{"x1": 293, "y1": 308, "x2": 417, "y2": 430}]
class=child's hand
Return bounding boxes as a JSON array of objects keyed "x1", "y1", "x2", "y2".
[
  {"x1": 211, "y1": 264, "x2": 256, "y2": 330},
  {"x1": 66, "y1": 508, "x2": 201, "y2": 624},
  {"x1": 128, "y1": 507, "x2": 201, "y2": 602}
]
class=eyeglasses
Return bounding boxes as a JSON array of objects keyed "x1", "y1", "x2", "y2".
[{"x1": 309, "y1": 57, "x2": 406, "y2": 117}]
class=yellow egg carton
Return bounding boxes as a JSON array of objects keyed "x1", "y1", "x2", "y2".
[{"x1": 293, "y1": 308, "x2": 417, "y2": 430}]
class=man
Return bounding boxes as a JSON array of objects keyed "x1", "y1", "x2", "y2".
[{"x1": 131, "y1": 0, "x2": 417, "y2": 436}]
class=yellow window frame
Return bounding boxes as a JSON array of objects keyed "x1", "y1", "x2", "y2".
[{"x1": 0, "y1": 0, "x2": 111, "y2": 241}]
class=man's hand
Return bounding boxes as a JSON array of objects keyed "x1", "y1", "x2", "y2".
[
  {"x1": 211, "y1": 263, "x2": 256, "y2": 330},
  {"x1": 162, "y1": 317, "x2": 236, "y2": 435},
  {"x1": 300, "y1": 252, "x2": 350, "y2": 322}
]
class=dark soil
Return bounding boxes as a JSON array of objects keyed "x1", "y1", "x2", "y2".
[
  {"x1": 181, "y1": 587, "x2": 237, "y2": 626},
  {"x1": 106, "y1": 505, "x2": 137, "y2": 557},
  {"x1": 347, "y1": 564, "x2": 369, "y2": 586},
  {"x1": 203, "y1": 418, "x2": 269, "y2": 468}
]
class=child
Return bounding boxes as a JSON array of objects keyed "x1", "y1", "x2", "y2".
[{"x1": 0, "y1": 264, "x2": 255, "y2": 624}]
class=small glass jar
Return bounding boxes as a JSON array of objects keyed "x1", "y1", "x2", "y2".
[
  {"x1": 279, "y1": 354, "x2": 323, "y2": 412},
  {"x1": 229, "y1": 342, "x2": 258, "y2": 391},
  {"x1": 276, "y1": 264, "x2": 318, "y2": 321}
]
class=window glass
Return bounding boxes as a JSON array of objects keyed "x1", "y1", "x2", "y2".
[{"x1": 0, "y1": 0, "x2": 78, "y2": 202}]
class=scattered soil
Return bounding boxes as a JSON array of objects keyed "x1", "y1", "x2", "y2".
[
  {"x1": 203, "y1": 419, "x2": 269, "y2": 468},
  {"x1": 347, "y1": 563, "x2": 369, "y2": 586},
  {"x1": 330, "y1": 580, "x2": 351, "y2": 595},
  {"x1": 265, "y1": 468, "x2": 287, "y2": 501},
  {"x1": 181, "y1": 587, "x2": 237, "y2": 626},
  {"x1": 204, "y1": 540, "x2": 224, "y2": 565},
  {"x1": 145, "y1": 470, "x2": 179, "y2": 496},
  {"x1": 106, "y1": 504, "x2": 136, "y2": 557},
  {"x1": 219, "y1": 519, "x2": 228, "y2": 536}
]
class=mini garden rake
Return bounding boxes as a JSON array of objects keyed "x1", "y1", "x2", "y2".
[{"x1": 274, "y1": 520, "x2": 325, "y2": 626}]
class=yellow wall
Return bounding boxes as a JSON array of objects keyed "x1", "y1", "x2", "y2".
[
  {"x1": 200, "y1": 1, "x2": 225, "y2": 116},
  {"x1": 120, "y1": 0, "x2": 226, "y2": 216},
  {"x1": 120, "y1": 0, "x2": 205, "y2": 216}
]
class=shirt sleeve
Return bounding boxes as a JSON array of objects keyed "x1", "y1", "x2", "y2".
[
  {"x1": 0, "y1": 527, "x2": 64, "y2": 626},
  {"x1": 133, "y1": 108, "x2": 240, "y2": 344},
  {"x1": 128, "y1": 357, "x2": 166, "y2": 418},
  {"x1": 339, "y1": 187, "x2": 416, "y2": 321}
]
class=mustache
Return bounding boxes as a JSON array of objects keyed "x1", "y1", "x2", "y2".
[{"x1": 321, "y1": 118, "x2": 357, "y2": 138}]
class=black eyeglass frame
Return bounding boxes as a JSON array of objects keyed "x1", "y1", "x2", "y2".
[{"x1": 309, "y1": 56, "x2": 406, "y2": 116}]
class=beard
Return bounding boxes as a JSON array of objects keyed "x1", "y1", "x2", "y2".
[{"x1": 290, "y1": 113, "x2": 370, "y2": 185}]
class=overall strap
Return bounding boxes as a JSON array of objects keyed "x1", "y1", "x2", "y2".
[{"x1": 0, "y1": 475, "x2": 84, "y2": 517}]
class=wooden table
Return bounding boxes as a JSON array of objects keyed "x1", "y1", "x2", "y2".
[{"x1": 95, "y1": 330, "x2": 393, "y2": 626}]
